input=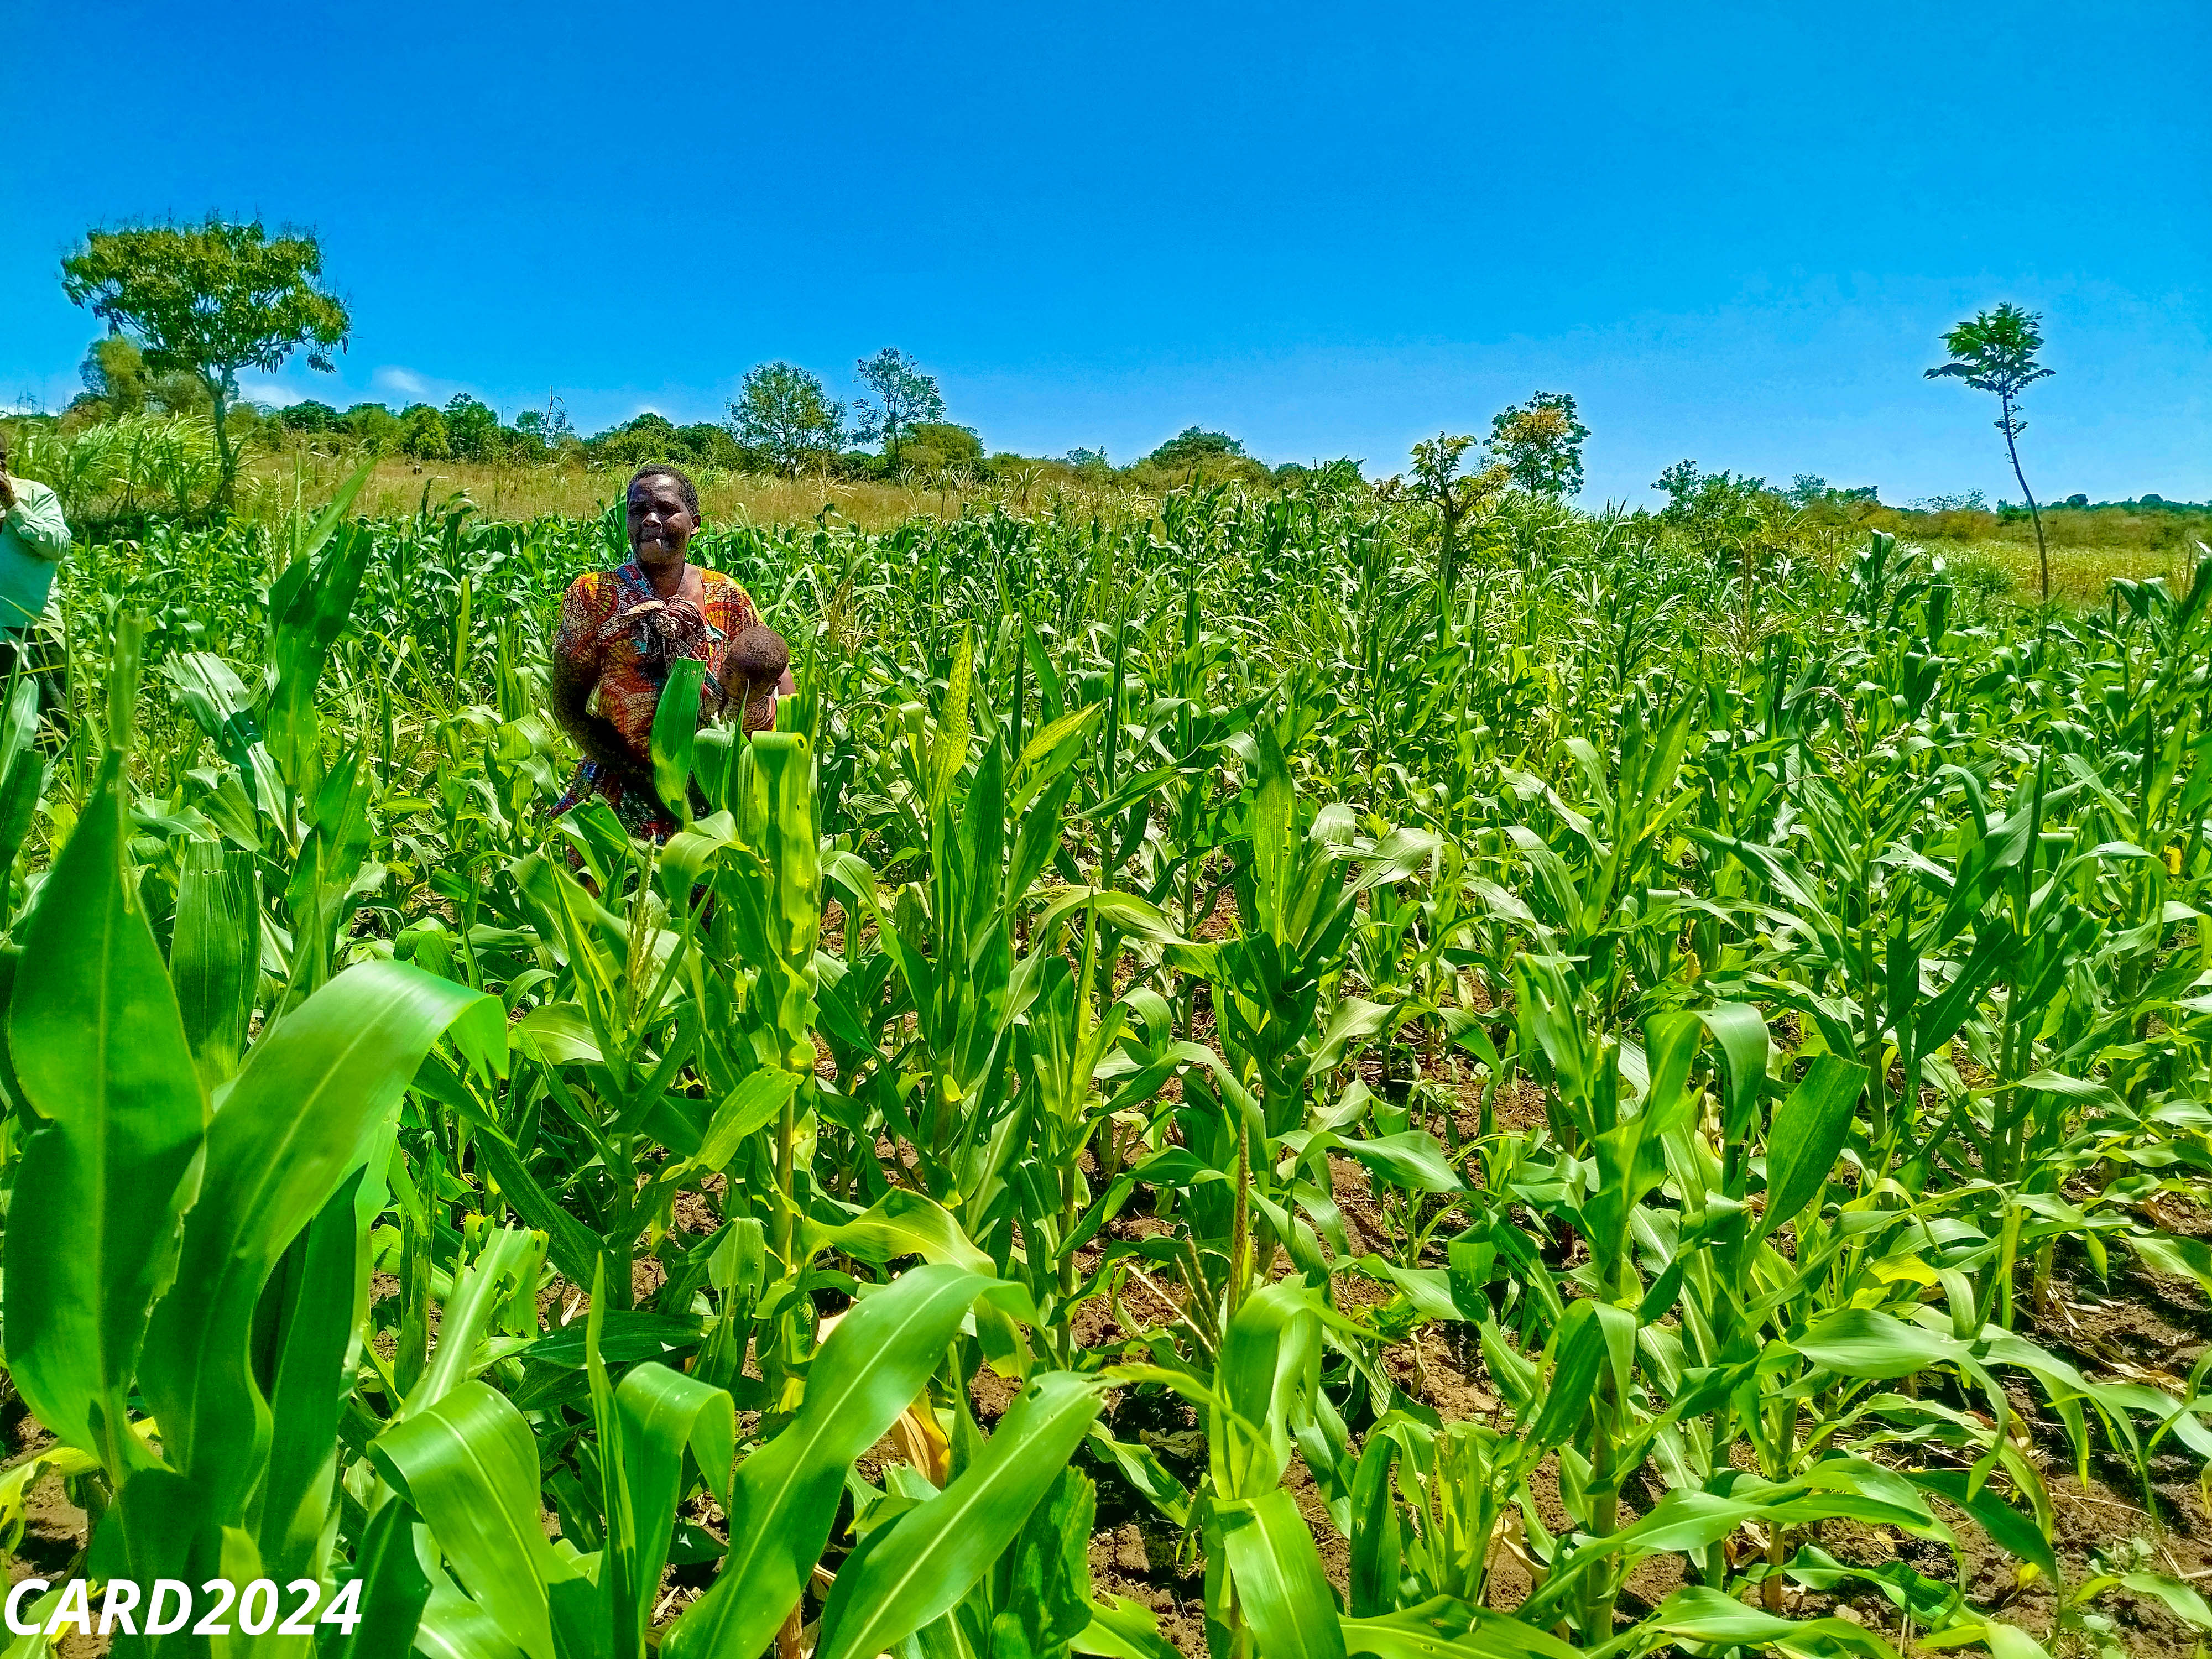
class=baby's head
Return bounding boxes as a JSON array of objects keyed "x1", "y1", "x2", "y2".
[
  {"x1": 731, "y1": 623, "x2": 789, "y2": 732},
  {"x1": 731, "y1": 623, "x2": 789, "y2": 691}
]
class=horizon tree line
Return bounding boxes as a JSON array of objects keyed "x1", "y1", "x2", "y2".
[{"x1": 27, "y1": 216, "x2": 2090, "y2": 547}]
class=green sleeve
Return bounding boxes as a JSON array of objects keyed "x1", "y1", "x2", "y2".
[{"x1": 4, "y1": 483, "x2": 71, "y2": 561}]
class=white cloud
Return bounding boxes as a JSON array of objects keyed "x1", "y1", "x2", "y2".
[
  {"x1": 236, "y1": 376, "x2": 309, "y2": 408},
  {"x1": 234, "y1": 363, "x2": 467, "y2": 413},
  {"x1": 372, "y1": 366, "x2": 435, "y2": 400}
]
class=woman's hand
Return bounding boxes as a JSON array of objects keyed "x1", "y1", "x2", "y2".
[{"x1": 550, "y1": 651, "x2": 658, "y2": 796}]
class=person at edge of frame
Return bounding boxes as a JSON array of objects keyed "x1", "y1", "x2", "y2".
[
  {"x1": 547, "y1": 462, "x2": 794, "y2": 843},
  {"x1": 0, "y1": 429, "x2": 72, "y2": 743}
]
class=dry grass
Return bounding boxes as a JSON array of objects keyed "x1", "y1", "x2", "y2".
[
  {"x1": 228, "y1": 452, "x2": 1133, "y2": 532},
  {"x1": 218, "y1": 454, "x2": 2200, "y2": 612},
  {"x1": 1932, "y1": 537, "x2": 2200, "y2": 609}
]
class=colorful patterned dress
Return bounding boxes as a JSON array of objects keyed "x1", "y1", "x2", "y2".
[{"x1": 550, "y1": 560, "x2": 764, "y2": 838}]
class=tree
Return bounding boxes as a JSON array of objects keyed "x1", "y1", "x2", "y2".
[
  {"x1": 675, "y1": 422, "x2": 745, "y2": 469},
  {"x1": 852, "y1": 348, "x2": 945, "y2": 469},
  {"x1": 444, "y1": 393, "x2": 500, "y2": 461},
  {"x1": 276, "y1": 399, "x2": 342, "y2": 434},
  {"x1": 1652, "y1": 460, "x2": 1768, "y2": 544},
  {"x1": 60, "y1": 218, "x2": 349, "y2": 507},
  {"x1": 901, "y1": 422, "x2": 984, "y2": 474},
  {"x1": 72, "y1": 335, "x2": 210, "y2": 421},
  {"x1": 1409, "y1": 433, "x2": 1509, "y2": 594},
  {"x1": 515, "y1": 395, "x2": 575, "y2": 455},
  {"x1": 343, "y1": 403, "x2": 400, "y2": 453},
  {"x1": 1914, "y1": 491, "x2": 1988, "y2": 513},
  {"x1": 728, "y1": 362, "x2": 846, "y2": 475},
  {"x1": 590, "y1": 412, "x2": 682, "y2": 465},
  {"x1": 1787, "y1": 474, "x2": 1881, "y2": 510},
  {"x1": 79, "y1": 337, "x2": 147, "y2": 413},
  {"x1": 582, "y1": 413, "x2": 745, "y2": 471},
  {"x1": 1147, "y1": 426, "x2": 1248, "y2": 468},
  {"x1": 1926, "y1": 303, "x2": 2055, "y2": 603},
  {"x1": 1486, "y1": 391, "x2": 1588, "y2": 496},
  {"x1": 399, "y1": 404, "x2": 451, "y2": 460}
]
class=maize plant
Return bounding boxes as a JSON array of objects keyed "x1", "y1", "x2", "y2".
[{"x1": 0, "y1": 479, "x2": 2207, "y2": 1659}]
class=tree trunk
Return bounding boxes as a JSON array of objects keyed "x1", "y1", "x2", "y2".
[
  {"x1": 2001, "y1": 397, "x2": 2049, "y2": 606},
  {"x1": 208, "y1": 373, "x2": 237, "y2": 512}
]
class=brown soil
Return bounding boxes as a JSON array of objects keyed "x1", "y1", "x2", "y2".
[
  {"x1": 0, "y1": 1404, "x2": 103, "y2": 1658},
  {"x1": 9, "y1": 964, "x2": 2208, "y2": 1659},
  {"x1": 1058, "y1": 1096, "x2": 2212, "y2": 1659}
]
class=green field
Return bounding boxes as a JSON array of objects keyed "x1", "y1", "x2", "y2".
[{"x1": 2, "y1": 472, "x2": 2210, "y2": 1659}]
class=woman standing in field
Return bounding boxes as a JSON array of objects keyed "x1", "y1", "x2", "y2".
[
  {"x1": 549, "y1": 463, "x2": 790, "y2": 839},
  {"x1": 0, "y1": 430, "x2": 73, "y2": 737}
]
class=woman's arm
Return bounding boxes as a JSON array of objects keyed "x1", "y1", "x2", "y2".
[
  {"x1": 550, "y1": 649, "x2": 658, "y2": 792},
  {"x1": 549, "y1": 577, "x2": 661, "y2": 796},
  {"x1": 2, "y1": 480, "x2": 70, "y2": 560}
]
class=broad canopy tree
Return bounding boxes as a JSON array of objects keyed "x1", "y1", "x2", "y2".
[
  {"x1": 1146, "y1": 426, "x2": 1248, "y2": 468},
  {"x1": 442, "y1": 393, "x2": 502, "y2": 461},
  {"x1": 61, "y1": 217, "x2": 350, "y2": 507},
  {"x1": 399, "y1": 404, "x2": 452, "y2": 461},
  {"x1": 1486, "y1": 390, "x2": 1589, "y2": 497},
  {"x1": 728, "y1": 362, "x2": 847, "y2": 475},
  {"x1": 75, "y1": 336, "x2": 211, "y2": 419}
]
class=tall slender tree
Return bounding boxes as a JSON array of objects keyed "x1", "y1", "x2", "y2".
[
  {"x1": 61, "y1": 218, "x2": 349, "y2": 508},
  {"x1": 1926, "y1": 304, "x2": 2055, "y2": 604},
  {"x1": 1409, "y1": 433, "x2": 1508, "y2": 595},
  {"x1": 852, "y1": 348, "x2": 945, "y2": 471}
]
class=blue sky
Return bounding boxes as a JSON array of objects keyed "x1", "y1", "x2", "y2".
[{"x1": 4, "y1": 1, "x2": 2206, "y2": 505}]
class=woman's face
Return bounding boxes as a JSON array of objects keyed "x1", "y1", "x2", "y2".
[{"x1": 627, "y1": 474, "x2": 697, "y2": 568}]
